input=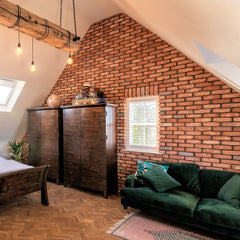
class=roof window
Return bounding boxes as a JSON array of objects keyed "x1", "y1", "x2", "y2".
[{"x1": 0, "y1": 78, "x2": 25, "y2": 112}]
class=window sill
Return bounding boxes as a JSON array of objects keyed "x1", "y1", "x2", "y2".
[{"x1": 121, "y1": 148, "x2": 163, "y2": 155}]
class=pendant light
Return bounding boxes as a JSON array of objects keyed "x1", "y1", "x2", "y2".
[
  {"x1": 67, "y1": 52, "x2": 73, "y2": 65},
  {"x1": 30, "y1": 38, "x2": 36, "y2": 72},
  {"x1": 16, "y1": 7, "x2": 22, "y2": 56},
  {"x1": 67, "y1": 32, "x2": 73, "y2": 65}
]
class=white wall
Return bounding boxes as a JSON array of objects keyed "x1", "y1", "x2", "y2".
[
  {"x1": 0, "y1": 0, "x2": 120, "y2": 157},
  {"x1": 0, "y1": 24, "x2": 68, "y2": 156}
]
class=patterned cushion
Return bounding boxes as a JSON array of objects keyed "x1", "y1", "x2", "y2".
[{"x1": 135, "y1": 160, "x2": 168, "y2": 177}]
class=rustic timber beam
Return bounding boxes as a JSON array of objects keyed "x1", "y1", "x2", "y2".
[{"x1": 0, "y1": 0, "x2": 80, "y2": 52}]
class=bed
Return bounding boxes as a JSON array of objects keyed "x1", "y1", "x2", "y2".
[{"x1": 0, "y1": 157, "x2": 49, "y2": 206}]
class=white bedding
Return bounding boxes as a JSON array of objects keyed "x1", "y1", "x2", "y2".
[{"x1": 0, "y1": 156, "x2": 33, "y2": 175}]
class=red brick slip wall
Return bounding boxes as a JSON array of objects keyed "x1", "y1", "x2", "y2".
[{"x1": 23, "y1": 13, "x2": 240, "y2": 189}]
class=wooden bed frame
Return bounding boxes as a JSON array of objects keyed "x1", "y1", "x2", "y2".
[{"x1": 0, "y1": 164, "x2": 50, "y2": 206}]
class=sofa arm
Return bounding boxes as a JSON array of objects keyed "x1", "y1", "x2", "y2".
[{"x1": 125, "y1": 174, "x2": 135, "y2": 188}]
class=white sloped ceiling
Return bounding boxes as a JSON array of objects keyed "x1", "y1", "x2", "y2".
[{"x1": 113, "y1": 0, "x2": 240, "y2": 92}]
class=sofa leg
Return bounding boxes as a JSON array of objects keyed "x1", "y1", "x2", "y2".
[{"x1": 123, "y1": 203, "x2": 128, "y2": 210}]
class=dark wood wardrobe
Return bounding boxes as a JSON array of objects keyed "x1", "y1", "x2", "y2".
[
  {"x1": 27, "y1": 103, "x2": 117, "y2": 197},
  {"x1": 27, "y1": 107, "x2": 62, "y2": 184},
  {"x1": 61, "y1": 103, "x2": 117, "y2": 197}
]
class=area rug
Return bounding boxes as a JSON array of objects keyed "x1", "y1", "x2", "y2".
[{"x1": 107, "y1": 212, "x2": 215, "y2": 240}]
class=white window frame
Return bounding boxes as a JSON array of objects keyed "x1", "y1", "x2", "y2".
[
  {"x1": 0, "y1": 78, "x2": 25, "y2": 112},
  {"x1": 125, "y1": 96, "x2": 159, "y2": 153}
]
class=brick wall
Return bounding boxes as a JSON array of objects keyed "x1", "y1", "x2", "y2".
[{"x1": 24, "y1": 13, "x2": 240, "y2": 189}]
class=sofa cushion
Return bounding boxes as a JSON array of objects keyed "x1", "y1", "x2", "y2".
[
  {"x1": 120, "y1": 187, "x2": 200, "y2": 217},
  {"x1": 199, "y1": 169, "x2": 236, "y2": 198},
  {"x1": 217, "y1": 174, "x2": 240, "y2": 209},
  {"x1": 158, "y1": 162, "x2": 200, "y2": 195},
  {"x1": 125, "y1": 174, "x2": 135, "y2": 188},
  {"x1": 135, "y1": 160, "x2": 168, "y2": 177},
  {"x1": 138, "y1": 165, "x2": 181, "y2": 192},
  {"x1": 134, "y1": 161, "x2": 169, "y2": 186},
  {"x1": 195, "y1": 198, "x2": 240, "y2": 230}
]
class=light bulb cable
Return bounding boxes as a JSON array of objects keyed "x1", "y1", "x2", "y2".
[
  {"x1": 72, "y1": 0, "x2": 80, "y2": 42},
  {"x1": 31, "y1": 37, "x2": 34, "y2": 65}
]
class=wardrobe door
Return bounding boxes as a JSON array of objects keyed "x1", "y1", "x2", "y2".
[
  {"x1": 62, "y1": 108, "x2": 81, "y2": 186},
  {"x1": 80, "y1": 107, "x2": 107, "y2": 193},
  {"x1": 28, "y1": 110, "x2": 41, "y2": 166},
  {"x1": 28, "y1": 108, "x2": 61, "y2": 183}
]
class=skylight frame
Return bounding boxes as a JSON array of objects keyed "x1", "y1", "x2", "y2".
[{"x1": 0, "y1": 78, "x2": 25, "y2": 112}]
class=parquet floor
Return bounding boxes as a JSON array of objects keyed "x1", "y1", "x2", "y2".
[{"x1": 0, "y1": 182, "x2": 129, "y2": 240}]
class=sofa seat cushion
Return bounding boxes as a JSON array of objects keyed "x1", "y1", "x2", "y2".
[
  {"x1": 121, "y1": 187, "x2": 200, "y2": 217},
  {"x1": 195, "y1": 198, "x2": 240, "y2": 230}
]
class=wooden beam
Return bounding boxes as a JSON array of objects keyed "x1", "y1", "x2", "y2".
[{"x1": 0, "y1": 0, "x2": 80, "y2": 52}]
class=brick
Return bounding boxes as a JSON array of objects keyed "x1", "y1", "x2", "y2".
[{"x1": 27, "y1": 13, "x2": 240, "y2": 190}]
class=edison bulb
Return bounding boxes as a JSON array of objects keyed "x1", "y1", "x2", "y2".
[
  {"x1": 30, "y1": 63, "x2": 37, "y2": 72},
  {"x1": 67, "y1": 56, "x2": 73, "y2": 65},
  {"x1": 16, "y1": 44, "x2": 23, "y2": 56}
]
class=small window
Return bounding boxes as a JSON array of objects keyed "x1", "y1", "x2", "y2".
[
  {"x1": 0, "y1": 78, "x2": 25, "y2": 112},
  {"x1": 126, "y1": 96, "x2": 159, "y2": 153}
]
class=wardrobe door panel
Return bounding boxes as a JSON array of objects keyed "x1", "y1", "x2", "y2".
[
  {"x1": 63, "y1": 108, "x2": 81, "y2": 136},
  {"x1": 41, "y1": 110, "x2": 58, "y2": 135},
  {"x1": 28, "y1": 108, "x2": 62, "y2": 183},
  {"x1": 28, "y1": 111, "x2": 41, "y2": 135},
  {"x1": 63, "y1": 136, "x2": 81, "y2": 164}
]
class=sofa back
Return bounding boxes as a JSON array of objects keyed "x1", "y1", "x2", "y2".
[
  {"x1": 153, "y1": 162, "x2": 201, "y2": 196},
  {"x1": 149, "y1": 161, "x2": 240, "y2": 198},
  {"x1": 199, "y1": 169, "x2": 237, "y2": 198}
]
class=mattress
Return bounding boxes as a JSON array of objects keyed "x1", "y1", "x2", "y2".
[{"x1": 0, "y1": 156, "x2": 33, "y2": 175}]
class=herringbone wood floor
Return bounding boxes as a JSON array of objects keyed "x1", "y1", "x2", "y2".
[{"x1": 0, "y1": 182, "x2": 129, "y2": 240}]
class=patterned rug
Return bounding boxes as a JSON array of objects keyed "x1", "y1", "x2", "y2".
[{"x1": 107, "y1": 212, "x2": 215, "y2": 240}]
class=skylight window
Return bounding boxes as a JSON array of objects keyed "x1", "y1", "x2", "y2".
[
  {"x1": 0, "y1": 78, "x2": 25, "y2": 112},
  {"x1": 0, "y1": 86, "x2": 13, "y2": 104}
]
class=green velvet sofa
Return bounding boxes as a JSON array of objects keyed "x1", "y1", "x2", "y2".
[{"x1": 121, "y1": 162, "x2": 240, "y2": 239}]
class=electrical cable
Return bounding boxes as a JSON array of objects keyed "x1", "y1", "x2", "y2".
[
  {"x1": 31, "y1": 37, "x2": 34, "y2": 62},
  {"x1": 72, "y1": 0, "x2": 80, "y2": 41},
  {"x1": 56, "y1": 30, "x2": 70, "y2": 49},
  {"x1": 36, "y1": 19, "x2": 49, "y2": 40},
  {"x1": 8, "y1": 5, "x2": 20, "y2": 29},
  {"x1": 60, "y1": 0, "x2": 62, "y2": 27}
]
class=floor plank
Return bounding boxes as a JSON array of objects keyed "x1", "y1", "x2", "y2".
[{"x1": 0, "y1": 182, "x2": 128, "y2": 240}]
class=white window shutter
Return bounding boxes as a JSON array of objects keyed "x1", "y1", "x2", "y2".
[{"x1": 126, "y1": 96, "x2": 159, "y2": 152}]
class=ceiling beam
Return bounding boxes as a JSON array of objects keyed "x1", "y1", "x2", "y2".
[{"x1": 0, "y1": 0, "x2": 80, "y2": 52}]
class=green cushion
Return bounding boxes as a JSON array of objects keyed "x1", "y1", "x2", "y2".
[
  {"x1": 137, "y1": 165, "x2": 181, "y2": 192},
  {"x1": 121, "y1": 187, "x2": 200, "y2": 217},
  {"x1": 156, "y1": 162, "x2": 201, "y2": 195},
  {"x1": 199, "y1": 169, "x2": 235, "y2": 198},
  {"x1": 195, "y1": 198, "x2": 240, "y2": 230},
  {"x1": 217, "y1": 174, "x2": 240, "y2": 209},
  {"x1": 125, "y1": 174, "x2": 135, "y2": 188}
]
